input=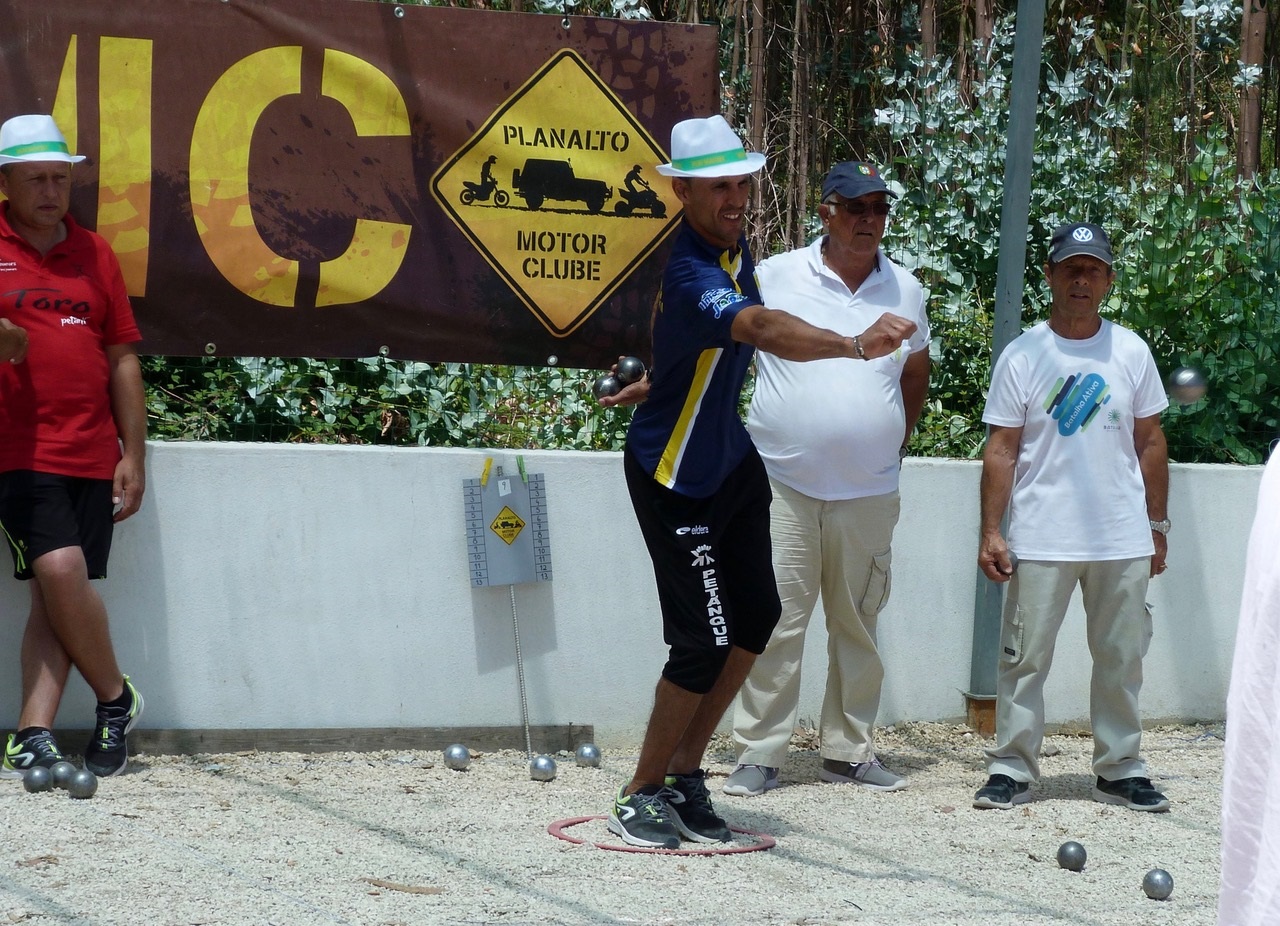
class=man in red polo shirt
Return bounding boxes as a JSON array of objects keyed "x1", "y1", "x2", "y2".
[{"x1": 0, "y1": 114, "x2": 146, "y2": 780}]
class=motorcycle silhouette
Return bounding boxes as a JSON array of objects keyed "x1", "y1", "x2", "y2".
[
  {"x1": 460, "y1": 177, "x2": 509, "y2": 207},
  {"x1": 614, "y1": 185, "x2": 665, "y2": 217}
]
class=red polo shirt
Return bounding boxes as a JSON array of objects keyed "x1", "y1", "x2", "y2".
[{"x1": 0, "y1": 203, "x2": 142, "y2": 479}]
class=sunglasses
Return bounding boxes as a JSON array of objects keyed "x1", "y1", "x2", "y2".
[{"x1": 828, "y1": 200, "x2": 891, "y2": 217}]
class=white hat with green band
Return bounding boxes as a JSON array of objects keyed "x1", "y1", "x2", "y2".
[
  {"x1": 655, "y1": 115, "x2": 765, "y2": 178},
  {"x1": 0, "y1": 114, "x2": 85, "y2": 166}
]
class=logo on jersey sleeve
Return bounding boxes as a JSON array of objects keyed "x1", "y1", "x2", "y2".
[{"x1": 697, "y1": 288, "x2": 739, "y2": 319}]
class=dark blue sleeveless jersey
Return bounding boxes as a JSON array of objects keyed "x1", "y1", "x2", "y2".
[{"x1": 626, "y1": 221, "x2": 761, "y2": 498}]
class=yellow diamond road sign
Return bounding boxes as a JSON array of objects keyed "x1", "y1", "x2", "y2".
[
  {"x1": 431, "y1": 50, "x2": 681, "y2": 337},
  {"x1": 490, "y1": 506, "x2": 527, "y2": 545}
]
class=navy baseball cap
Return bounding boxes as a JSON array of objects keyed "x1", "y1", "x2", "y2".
[
  {"x1": 821, "y1": 161, "x2": 896, "y2": 201},
  {"x1": 1049, "y1": 222, "x2": 1113, "y2": 266}
]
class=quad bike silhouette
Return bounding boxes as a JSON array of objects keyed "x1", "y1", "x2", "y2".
[
  {"x1": 460, "y1": 177, "x2": 509, "y2": 207},
  {"x1": 614, "y1": 185, "x2": 665, "y2": 217}
]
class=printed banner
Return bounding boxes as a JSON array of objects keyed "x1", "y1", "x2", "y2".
[{"x1": 0, "y1": 0, "x2": 717, "y2": 366}]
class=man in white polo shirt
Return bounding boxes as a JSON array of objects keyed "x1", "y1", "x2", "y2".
[{"x1": 725, "y1": 161, "x2": 931, "y2": 797}]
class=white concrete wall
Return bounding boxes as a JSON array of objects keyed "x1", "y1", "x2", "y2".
[{"x1": 0, "y1": 445, "x2": 1260, "y2": 740}]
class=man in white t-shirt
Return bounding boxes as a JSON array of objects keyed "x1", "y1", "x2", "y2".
[
  {"x1": 973, "y1": 222, "x2": 1171, "y2": 812},
  {"x1": 723, "y1": 161, "x2": 931, "y2": 797}
]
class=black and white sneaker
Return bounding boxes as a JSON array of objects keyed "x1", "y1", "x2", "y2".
[
  {"x1": 972, "y1": 773, "x2": 1031, "y2": 809},
  {"x1": 663, "y1": 769, "x2": 731, "y2": 843},
  {"x1": 1, "y1": 728, "x2": 66, "y2": 779},
  {"x1": 1093, "y1": 776, "x2": 1170, "y2": 812},
  {"x1": 84, "y1": 675, "x2": 144, "y2": 777},
  {"x1": 608, "y1": 785, "x2": 680, "y2": 849}
]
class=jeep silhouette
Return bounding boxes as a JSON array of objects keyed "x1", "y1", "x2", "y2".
[{"x1": 511, "y1": 158, "x2": 612, "y2": 213}]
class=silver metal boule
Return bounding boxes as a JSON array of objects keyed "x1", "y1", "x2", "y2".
[
  {"x1": 1142, "y1": 868, "x2": 1174, "y2": 900},
  {"x1": 574, "y1": 743, "x2": 601, "y2": 767},
  {"x1": 1056, "y1": 841, "x2": 1087, "y2": 872},
  {"x1": 443, "y1": 743, "x2": 471, "y2": 771},
  {"x1": 592, "y1": 374, "x2": 621, "y2": 400},
  {"x1": 50, "y1": 761, "x2": 77, "y2": 790},
  {"x1": 67, "y1": 769, "x2": 98, "y2": 799},
  {"x1": 23, "y1": 766, "x2": 53, "y2": 793},
  {"x1": 529, "y1": 754, "x2": 557, "y2": 781},
  {"x1": 615, "y1": 356, "x2": 647, "y2": 386},
  {"x1": 1167, "y1": 366, "x2": 1207, "y2": 405}
]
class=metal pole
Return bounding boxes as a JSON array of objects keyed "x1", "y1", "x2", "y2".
[
  {"x1": 968, "y1": 0, "x2": 1047, "y2": 706},
  {"x1": 509, "y1": 584, "x2": 533, "y2": 758}
]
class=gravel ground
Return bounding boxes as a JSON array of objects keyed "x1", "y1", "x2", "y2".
[{"x1": 1, "y1": 722, "x2": 1223, "y2": 926}]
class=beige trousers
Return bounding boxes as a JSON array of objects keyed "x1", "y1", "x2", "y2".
[
  {"x1": 732, "y1": 479, "x2": 900, "y2": 767},
  {"x1": 984, "y1": 558, "x2": 1153, "y2": 783}
]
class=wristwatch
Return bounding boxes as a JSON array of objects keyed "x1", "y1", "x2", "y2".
[{"x1": 1149, "y1": 519, "x2": 1171, "y2": 535}]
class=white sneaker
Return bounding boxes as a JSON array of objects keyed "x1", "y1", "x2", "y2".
[
  {"x1": 722, "y1": 764, "x2": 779, "y2": 797},
  {"x1": 819, "y1": 757, "x2": 908, "y2": 792}
]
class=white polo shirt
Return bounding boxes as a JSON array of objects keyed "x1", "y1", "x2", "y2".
[{"x1": 746, "y1": 237, "x2": 931, "y2": 500}]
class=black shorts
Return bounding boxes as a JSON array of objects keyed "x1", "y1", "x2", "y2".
[
  {"x1": 625, "y1": 446, "x2": 781, "y2": 684},
  {"x1": 0, "y1": 471, "x2": 115, "y2": 580}
]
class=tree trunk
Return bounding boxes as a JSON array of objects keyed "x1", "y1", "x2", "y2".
[
  {"x1": 972, "y1": 0, "x2": 993, "y2": 85},
  {"x1": 921, "y1": 0, "x2": 937, "y2": 61},
  {"x1": 956, "y1": 0, "x2": 973, "y2": 106},
  {"x1": 724, "y1": 0, "x2": 746, "y2": 126},
  {"x1": 1238, "y1": 0, "x2": 1267, "y2": 179},
  {"x1": 974, "y1": 0, "x2": 994, "y2": 47},
  {"x1": 747, "y1": 0, "x2": 768, "y2": 255},
  {"x1": 784, "y1": 0, "x2": 810, "y2": 248},
  {"x1": 1273, "y1": 2, "x2": 1280, "y2": 172}
]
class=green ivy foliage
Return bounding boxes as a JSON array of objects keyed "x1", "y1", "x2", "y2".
[
  {"x1": 143, "y1": 357, "x2": 634, "y2": 450},
  {"x1": 1124, "y1": 138, "x2": 1280, "y2": 464},
  {"x1": 871, "y1": 17, "x2": 1278, "y2": 463}
]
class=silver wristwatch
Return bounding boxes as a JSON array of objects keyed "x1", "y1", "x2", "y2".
[{"x1": 1149, "y1": 518, "x2": 1171, "y2": 535}]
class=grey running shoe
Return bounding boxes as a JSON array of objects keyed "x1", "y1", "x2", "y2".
[
  {"x1": 663, "y1": 769, "x2": 731, "y2": 842},
  {"x1": 972, "y1": 773, "x2": 1031, "y2": 809},
  {"x1": 607, "y1": 785, "x2": 680, "y2": 849},
  {"x1": 819, "y1": 757, "x2": 908, "y2": 791},
  {"x1": 1093, "y1": 776, "x2": 1170, "y2": 812},
  {"x1": 84, "y1": 675, "x2": 144, "y2": 777},
  {"x1": 1, "y1": 729, "x2": 65, "y2": 779},
  {"x1": 722, "y1": 763, "x2": 779, "y2": 797}
]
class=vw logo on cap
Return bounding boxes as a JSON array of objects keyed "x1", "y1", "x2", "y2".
[{"x1": 1072, "y1": 227, "x2": 1094, "y2": 242}]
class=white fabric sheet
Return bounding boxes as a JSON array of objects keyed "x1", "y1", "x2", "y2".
[{"x1": 1219, "y1": 452, "x2": 1280, "y2": 925}]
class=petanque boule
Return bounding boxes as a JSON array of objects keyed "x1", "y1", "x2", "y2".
[
  {"x1": 443, "y1": 743, "x2": 471, "y2": 771},
  {"x1": 50, "y1": 760, "x2": 78, "y2": 790},
  {"x1": 615, "y1": 356, "x2": 647, "y2": 386},
  {"x1": 529, "y1": 754, "x2": 557, "y2": 781},
  {"x1": 1142, "y1": 868, "x2": 1174, "y2": 900},
  {"x1": 22, "y1": 766, "x2": 53, "y2": 793},
  {"x1": 1056, "y1": 841, "x2": 1087, "y2": 872},
  {"x1": 574, "y1": 743, "x2": 602, "y2": 767},
  {"x1": 592, "y1": 374, "x2": 622, "y2": 401},
  {"x1": 67, "y1": 769, "x2": 98, "y2": 799},
  {"x1": 1167, "y1": 366, "x2": 1207, "y2": 405}
]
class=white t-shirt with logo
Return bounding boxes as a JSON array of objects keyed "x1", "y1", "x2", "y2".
[
  {"x1": 982, "y1": 319, "x2": 1168, "y2": 560},
  {"x1": 747, "y1": 238, "x2": 930, "y2": 501}
]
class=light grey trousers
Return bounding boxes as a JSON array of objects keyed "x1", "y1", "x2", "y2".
[{"x1": 984, "y1": 557, "x2": 1153, "y2": 783}]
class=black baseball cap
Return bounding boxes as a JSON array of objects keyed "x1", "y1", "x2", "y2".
[
  {"x1": 1049, "y1": 222, "x2": 1113, "y2": 266},
  {"x1": 821, "y1": 161, "x2": 896, "y2": 201}
]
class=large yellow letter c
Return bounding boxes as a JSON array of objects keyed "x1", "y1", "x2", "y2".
[{"x1": 189, "y1": 47, "x2": 411, "y2": 308}]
